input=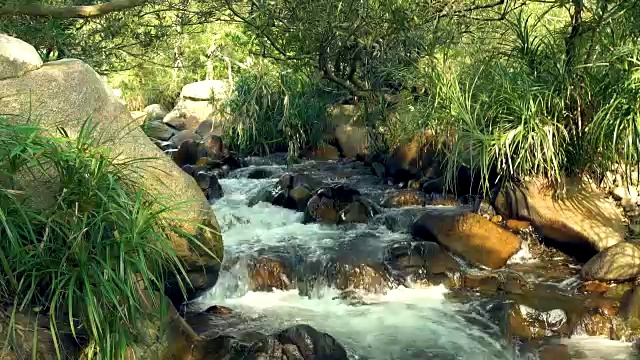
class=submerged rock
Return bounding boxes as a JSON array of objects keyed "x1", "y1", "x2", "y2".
[
  {"x1": 411, "y1": 210, "x2": 522, "y2": 269},
  {"x1": 384, "y1": 241, "x2": 460, "y2": 288},
  {"x1": 582, "y1": 242, "x2": 640, "y2": 282}
]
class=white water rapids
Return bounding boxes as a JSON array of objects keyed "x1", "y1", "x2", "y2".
[{"x1": 193, "y1": 166, "x2": 637, "y2": 360}]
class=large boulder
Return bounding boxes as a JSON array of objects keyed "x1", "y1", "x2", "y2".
[
  {"x1": 0, "y1": 34, "x2": 43, "y2": 80},
  {"x1": 495, "y1": 177, "x2": 626, "y2": 261},
  {"x1": 163, "y1": 80, "x2": 229, "y2": 133},
  {"x1": 0, "y1": 52, "x2": 223, "y2": 301},
  {"x1": 327, "y1": 104, "x2": 369, "y2": 158},
  {"x1": 581, "y1": 242, "x2": 640, "y2": 282},
  {"x1": 411, "y1": 209, "x2": 522, "y2": 269}
]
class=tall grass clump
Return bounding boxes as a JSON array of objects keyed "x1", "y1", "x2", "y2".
[
  {"x1": 223, "y1": 60, "x2": 341, "y2": 158},
  {"x1": 0, "y1": 117, "x2": 193, "y2": 359},
  {"x1": 419, "y1": 9, "x2": 640, "y2": 193}
]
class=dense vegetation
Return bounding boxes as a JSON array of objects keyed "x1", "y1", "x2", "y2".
[
  {"x1": 0, "y1": 118, "x2": 195, "y2": 359},
  {"x1": 1, "y1": 0, "x2": 640, "y2": 357},
  {"x1": 4, "y1": 0, "x2": 639, "y2": 189}
]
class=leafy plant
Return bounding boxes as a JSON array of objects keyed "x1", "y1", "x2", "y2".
[{"x1": 0, "y1": 117, "x2": 200, "y2": 359}]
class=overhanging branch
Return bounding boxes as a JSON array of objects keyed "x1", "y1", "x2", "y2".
[{"x1": 0, "y1": 0, "x2": 148, "y2": 19}]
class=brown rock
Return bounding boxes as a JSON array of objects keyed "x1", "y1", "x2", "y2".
[
  {"x1": 582, "y1": 242, "x2": 640, "y2": 282},
  {"x1": 495, "y1": 177, "x2": 626, "y2": 260},
  {"x1": 386, "y1": 130, "x2": 438, "y2": 183},
  {"x1": 204, "y1": 305, "x2": 233, "y2": 316},
  {"x1": 174, "y1": 139, "x2": 202, "y2": 168},
  {"x1": 248, "y1": 257, "x2": 295, "y2": 292},
  {"x1": 411, "y1": 210, "x2": 522, "y2": 269},
  {"x1": 330, "y1": 262, "x2": 391, "y2": 293},
  {"x1": 202, "y1": 134, "x2": 225, "y2": 160},
  {"x1": 505, "y1": 219, "x2": 531, "y2": 232},
  {"x1": 381, "y1": 189, "x2": 427, "y2": 208}
]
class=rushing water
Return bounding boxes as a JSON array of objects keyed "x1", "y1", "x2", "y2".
[{"x1": 193, "y1": 161, "x2": 637, "y2": 360}]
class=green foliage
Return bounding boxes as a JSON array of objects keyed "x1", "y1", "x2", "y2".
[
  {"x1": 0, "y1": 117, "x2": 193, "y2": 359},
  {"x1": 223, "y1": 60, "x2": 341, "y2": 157}
]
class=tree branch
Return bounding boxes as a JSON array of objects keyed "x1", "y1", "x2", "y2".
[{"x1": 0, "y1": 0, "x2": 148, "y2": 19}]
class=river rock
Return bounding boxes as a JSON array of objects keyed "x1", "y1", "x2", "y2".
[
  {"x1": 411, "y1": 210, "x2": 522, "y2": 269},
  {"x1": 0, "y1": 309, "x2": 83, "y2": 359},
  {"x1": 143, "y1": 104, "x2": 168, "y2": 122},
  {"x1": 272, "y1": 173, "x2": 323, "y2": 212},
  {"x1": 201, "y1": 134, "x2": 225, "y2": 160},
  {"x1": 0, "y1": 56, "x2": 223, "y2": 302},
  {"x1": 0, "y1": 34, "x2": 43, "y2": 80},
  {"x1": 325, "y1": 261, "x2": 392, "y2": 293},
  {"x1": 171, "y1": 129, "x2": 202, "y2": 147},
  {"x1": 582, "y1": 242, "x2": 640, "y2": 282},
  {"x1": 247, "y1": 257, "x2": 295, "y2": 292},
  {"x1": 181, "y1": 79, "x2": 227, "y2": 100},
  {"x1": 163, "y1": 80, "x2": 228, "y2": 133},
  {"x1": 247, "y1": 325, "x2": 348, "y2": 360},
  {"x1": 305, "y1": 184, "x2": 375, "y2": 224},
  {"x1": 194, "y1": 171, "x2": 224, "y2": 202},
  {"x1": 495, "y1": 177, "x2": 626, "y2": 261},
  {"x1": 381, "y1": 189, "x2": 427, "y2": 208},
  {"x1": 143, "y1": 120, "x2": 176, "y2": 141},
  {"x1": 384, "y1": 241, "x2": 460, "y2": 287},
  {"x1": 174, "y1": 139, "x2": 205, "y2": 168}
]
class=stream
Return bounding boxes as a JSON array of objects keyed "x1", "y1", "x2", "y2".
[{"x1": 190, "y1": 158, "x2": 637, "y2": 360}]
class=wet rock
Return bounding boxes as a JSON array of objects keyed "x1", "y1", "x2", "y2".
[
  {"x1": 421, "y1": 177, "x2": 445, "y2": 194},
  {"x1": 495, "y1": 177, "x2": 626, "y2": 261},
  {"x1": 248, "y1": 324, "x2": 349, "y2": 360},
  {"x1": 381, "y1": 189, "x2": 427, "y2": 208},
  {"x1": 272, "y1": 173, "x2": 323, "y2": 212},
  {"x1": 620, "y1": 287, "x2": 640, "y2": 328},
  {"x1": 411, "y1": 211, "x2": 522, "y2": 269},
  {"x1": 143, "y1": 120, "x2": 176, "y2": 141},
  {"x1": 338, "y1": 200, "x2": 375, "y2": 224},
  {"x1": 247, "y1": 257, "x2": 295, "y2": 292},
  {"x1": 508, "y1": 304, "x2": 571, "y2": 339},
  {"x1": 194, "y1": 171, "x2": 224, "y2": 202},
  {"x1": 326, "y1": 261, "x2": 392, "y2": 293},
  {"x1": 203, "y1": 305, "x2": 233, "y2": 315},
  {"x1": 248, "y1": 185, "x2": 277, "y2": 207},
  {"x1": 173, "y1": 139, "x2": 203, "y2": 167},
  {"x1": 582, "y1": 242, "x2": 640, "y2": 282},
  {"x1": 247, "y1": 167, "x2": 274, "y2": 179},
  {"x1": 171, "y1": 129, "x2": 202, "y2": 147},
  {"x1": 384, "y1": 241, "x2": 460, "y2": 287},
  {"x1": 303, "y1": 144, "x2": 341, "y2": 161},
  {"x1": 305, "y1": 184, "x2": 374, "y2": 224},
  {"x1": 378, "y1": 207, "x2": 427, "y2": 233},
  {"x1": 201, "y1": 134, "x2": 225, "y2": 160},
  {"x1": 505, "y1": 219, "x2": 531, "y2": 232},
  {"x1": 195, "y1": 157, "x2": 223, "y2": 171},
  {"x1": 425, "y1": 194, "x2": 457, "y2": 206}
]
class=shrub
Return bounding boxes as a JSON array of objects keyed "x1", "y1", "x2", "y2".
[
  {"x1": 222, "y1": 60, "x2": 342, "y2": 158},
  {"x1": 0, "y1": 117, "x2": 196, "y2": 359}
]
